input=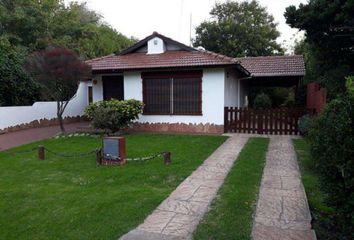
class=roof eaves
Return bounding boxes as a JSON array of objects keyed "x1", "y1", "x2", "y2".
[
  {"x1": 252, "y1": 72, "x2": 306, "y2": 77},
  {"x1": 86, "y1": 54, "x2": 115, "y2": 63}
]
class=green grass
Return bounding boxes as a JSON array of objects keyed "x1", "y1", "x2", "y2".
[
  {"x1": 0, "y1": 133, "x2": 227, "y2": 240},
  {"x1": 193, "y1": 138, "x2": 269, "y2": 240},
  {"x1": 293, "y1": 139, "x2": 337, "y2": 239}
]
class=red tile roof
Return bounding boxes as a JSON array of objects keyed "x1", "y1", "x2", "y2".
[
  {"x1": 87, "y1": 50, "x2": 240, "y2": 71},
  {"x1": 235, "y1": 55, "x2": 305, "y2": 77}
]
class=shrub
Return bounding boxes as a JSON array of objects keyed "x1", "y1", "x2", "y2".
[
  {"x1": 281, "y1": 91, "x2": 295, "y2": 107},
  {"x1": 298, "y1": 114, "x2": 313, "y2": 136},
  {"x1": 309, "y1": 89, "x2": 354, "y2": 236},
  {"x1": 253, "y1": 92, "x2": 272, "y2": 109},
  {"x1": 85, "y1": 99, "x2": 143, "y2": 133}
]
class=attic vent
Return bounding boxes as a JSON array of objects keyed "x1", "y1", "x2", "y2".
[{"x1": 147, "y1": 37, "x2": 166, "y2": 54}]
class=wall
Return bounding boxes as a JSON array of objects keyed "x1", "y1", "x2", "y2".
[
  {"x1": 224, "y1": 67, "x2": 249, "y2": 108},
  {"x1": 224, "y1": 67, "x2": 239, "y2": 107},
  {"x1": 93, "y1": 68, "x2": 226, "y2": 125},
  {"x1": 0, "y1": 82, "x2": 89, "y2": 130}
]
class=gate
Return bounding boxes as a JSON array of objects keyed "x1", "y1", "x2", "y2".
[{"x1": 224, "y1": 107, "x2": 306, "y2": 135}]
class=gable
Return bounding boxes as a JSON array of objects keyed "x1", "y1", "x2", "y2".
[{"x1": 118, "y1": 32, "x2": 196, "y2": 55}]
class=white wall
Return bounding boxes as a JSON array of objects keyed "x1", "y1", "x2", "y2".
[
  {"x1": 147, "y1": 37, "x2": 166, "y2": 54},
  {"x1": 224, "y1": 68, "x2": 239, "y2": 107},
  {"x1": 0, "y1": 82, "x2": 89, "y2": 130},
  {"x1": 93, "y1": 69, "x2": 226, "y2": 125},
  {"x1": 224, "y1": 67, "x2": 249, "y2": 108}
]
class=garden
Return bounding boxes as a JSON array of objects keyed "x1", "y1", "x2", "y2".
[{"x1": 0, "y1": 133, "x2": 226, "y2": 239}]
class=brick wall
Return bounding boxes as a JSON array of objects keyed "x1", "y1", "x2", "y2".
[{"x1": 130, "y1": 122, "x2": 224, "y2": 134}]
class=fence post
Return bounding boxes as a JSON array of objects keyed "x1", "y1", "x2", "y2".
[
  {"x1": 224, "y1": 107, "x2": 228, "y2": 133},
  {"x1": 38, "y1": 145, "x2": 45, "y2": 160},
  {"x1": 163, "y1": 152, "x2": 171, "y2": 165},
  {"x1": 96, "y1": 148, "x2": 102, "y2": 165},
  {"x1": 257, "y1": 110, "x2": 263, "y2": 134}
]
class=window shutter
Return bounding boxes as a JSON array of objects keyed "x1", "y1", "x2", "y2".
[
  {"x1": 143, "y1": 78, "x2": 171, "y2": 114},
  {"x1": 173, "y1": 78, "x2": 201, "y2": 115}
]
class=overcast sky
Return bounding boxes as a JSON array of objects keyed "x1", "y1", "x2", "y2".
[{"x1": 66, "y1": 0, "x2": 307, "y2": 53}]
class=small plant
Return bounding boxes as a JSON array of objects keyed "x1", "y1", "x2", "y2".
[
  {"x1": 253, "y1": 92, "x2": 272, "y2": 109},
  {"x1": 85, "y1": 99, "x2": 143, "y2": 134},
  {"x1": 298, "y1": 114, "x2": 312, "y2": 136}
]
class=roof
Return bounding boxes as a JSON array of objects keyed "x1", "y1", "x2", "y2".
[
  {"x1": 86, "y1": 32, "x2": 305, "y2": 78},
  {"x1": 235, "y1": 55, "x2": 305, "y2": 77},
  {"x1": 87, "y1": 49, "x2": 249, "y2": 73}
]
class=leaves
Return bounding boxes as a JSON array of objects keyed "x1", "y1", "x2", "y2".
[
  {"x1": 24, "y1": 47, "x2": 92, "y2": 102},
  {"x1": 285, "y1": 0, "x2": 354, "y2": 99},
  {"x1": 0, "y1": 39, "x2": 40, "y2": 106},
  {"x1": 85, "y1": 99, "x2": 144, "y2": 133},
  {"x1": 0, "y1": 0, "x2": 135, "y2": 59},
  {"x1": 193, "y1": 0, "x2": 283, "y2": 57}
]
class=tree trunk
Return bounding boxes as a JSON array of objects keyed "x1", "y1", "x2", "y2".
[{"x1": 57, "y1": 101, "x2": 66, "y2": 133}]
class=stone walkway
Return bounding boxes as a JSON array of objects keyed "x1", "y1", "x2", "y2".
[
  {"x1": 121, "y1": 135, "x2": 249, "y2": 240},
  {"x1": 252, "y1": 136, "x2": 316, "y2": 240},
  {"x1": 0, "y1": 122, "x2": 88, "y2": 151}
]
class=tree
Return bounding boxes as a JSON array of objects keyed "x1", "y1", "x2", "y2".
[
  {"x1": 309, "y1": 79, "x2": 354, "y2": 238},
  {"x1": 0, "y1": 0, "x2": 135, "y2": 59},
  {"x1": 193, "y1": 0, "x2": 283, "y2": 57},
  {"x1": 285, "y1": 0, "x2": 354, "y2": 99},
  {"x1": 25, "y1": 47, "x2": 91, "y2": 132},
  {"x1": 0, "y1": 38, "x2": 40, "y2": 106}
]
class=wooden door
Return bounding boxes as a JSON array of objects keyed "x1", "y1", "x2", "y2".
[{"x1": 102, "y1": 75, "x2": 124, "y2": 100}]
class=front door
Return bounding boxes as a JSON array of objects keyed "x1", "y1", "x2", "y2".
[{"x1": 102, "y1": 75, "x2": 124, "y2": 100}]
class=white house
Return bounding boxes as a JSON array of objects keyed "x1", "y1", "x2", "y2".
[
  {"x1": 86, "y1": 32, "x2": 252, "y2": 133},
  {"x1": 86, "y1": 32, "x2": 305, "y2": 134},
  {"x1": 0, "y1": 32, "x2": 306, "y2": 134}
]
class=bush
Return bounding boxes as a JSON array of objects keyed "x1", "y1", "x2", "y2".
[
  {"x1": 253, "y1": 92, "x2": 272, "y2": 109},
  {"x1": 298, "y1": 114, "x2": 313, "y2": 136},
  {"x1": 309, "y1": 91, "x2": 354, "y2": 237},
  {"x1": 85, "y1": 99, "x2": 144, "y2": 133},
  {"x1": 281, "y1": 91, "x2": 295, "y2": 107}
]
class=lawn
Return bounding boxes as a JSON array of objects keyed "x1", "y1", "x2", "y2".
[
  {"x1": 293, "y1": 139, "x2": 337, "y2": 239},
  {"x1": 193, "y1": 138, "x2": 269, "y2": 240},
  {"x1": 0, "y1": 133, "x2": 227, "y2": 240}
]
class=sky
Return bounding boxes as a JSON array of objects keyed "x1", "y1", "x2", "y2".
[{"x1": 65, "y1": 0, "x2": 308, "y2": 53}]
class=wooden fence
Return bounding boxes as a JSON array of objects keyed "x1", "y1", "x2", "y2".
[{"x1": 224, "y1": 107, "x2": 307, "y2": 135}]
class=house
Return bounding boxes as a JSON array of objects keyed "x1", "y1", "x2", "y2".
[{"x1": 86, "y1": 32, "x2": 305, "y2": 134}]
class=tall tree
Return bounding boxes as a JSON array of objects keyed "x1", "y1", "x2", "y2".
[
  {"x1": 193, "y1": 0, "x2": 283, "y2": 57},
  {"x1": 0, "y1": 38, "x2": 40, "y2": 106},
  {"x1": 0, "y1": 0, "x2": 135, "y2": 59},
  {"x1": 285, "y1": 0, "x2": 354, "y2": 98},
  {"x1": 0, "y1": 0, "x2": 135, "y2": 106},
  {"x1": 25, "y1": 47, "x2": 91, "y2": 132}
]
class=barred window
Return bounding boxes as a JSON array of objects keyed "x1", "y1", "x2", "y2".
[{"x1": 142, "y1": 71, "x2": 202, "y2": 115}]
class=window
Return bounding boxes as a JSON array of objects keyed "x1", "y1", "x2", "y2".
[{"x1": 142, "y1": 71, "x2": 202, "y2": 115}]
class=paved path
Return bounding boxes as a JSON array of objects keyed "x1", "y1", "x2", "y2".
[
  {"x1": 121, "y1": 135, "x2": 249, "y2": 240},
  {"x1": 0, "y1": 122, "x2": 89, "y2": 151},
  {"x1": 252, "y1": 136, "x2": 316, "y2": 240}
]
